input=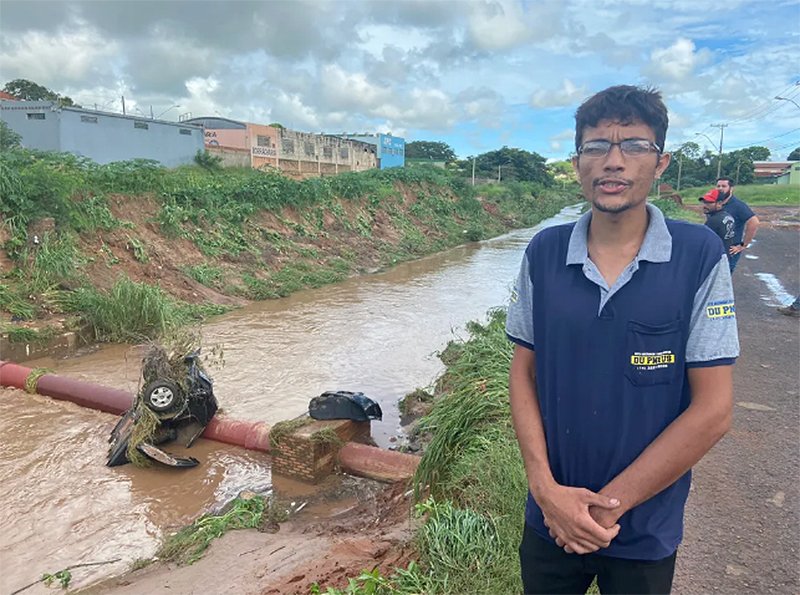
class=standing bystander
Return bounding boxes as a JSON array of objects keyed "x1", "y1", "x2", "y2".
[
  {"x1": 506, "y1": 85, "x2": 739, "y2": 594},
  {"x1": 699, "y1": 189, "x2": 736, "y2": 257},
  {"x1": 715, "y1": 177, "x2": 759, "y2": 273}
]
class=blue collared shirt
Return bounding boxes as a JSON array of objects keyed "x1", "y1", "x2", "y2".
[{"x1": 506, "y1": 203, "x2": 739, "y2": 560}]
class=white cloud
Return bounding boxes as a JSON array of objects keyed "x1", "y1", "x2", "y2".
[
  {"x1": 0, "y1": 0, "x2": 795, "y2": 160},
  {"x1": 0, "y1": 27, "x2": 120, "y2": 87},
  {"x1": 530, "y1": 79, "x2": 587, "y2": 108},
  {"x1": 548, "y1": 128, "x2": 575, "y2": 152},
  {"x1": 319, "y1": 65, "x2": 394, "y2": 112},
  {"x1": 645, "y1": 38, "x2": 712, "y2": 81},
  {"x1": 467, "y1": 0, "x2": 530, "y2": 51}
]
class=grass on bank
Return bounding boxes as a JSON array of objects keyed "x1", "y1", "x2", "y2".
[
  {"x1": 0, "y1": 149, "x2": 573, "y2": 343},
  {"x1": 679, "y1": 183, "x2": 800, "y2": 207},
  {"x1": 55, "y1": 275, "x2": 230, "y2": 343}
]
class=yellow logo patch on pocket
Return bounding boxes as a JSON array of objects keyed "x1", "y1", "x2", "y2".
[{"x1": 630, "y1": 351, "x2": 676, "y2": 369}]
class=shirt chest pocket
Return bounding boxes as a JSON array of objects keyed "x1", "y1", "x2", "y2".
[{"x1": 625, "y1": 319, "x2": 683, "y2": 387}]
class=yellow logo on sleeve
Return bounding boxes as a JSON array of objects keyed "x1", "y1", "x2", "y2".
[{"x1": 705, "y1": 301, "x2": 735, "y2": 319}]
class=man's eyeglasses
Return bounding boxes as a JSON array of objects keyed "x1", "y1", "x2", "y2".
[{"x1": 577, "y1": 139, "x2": 662, "y2": 158}]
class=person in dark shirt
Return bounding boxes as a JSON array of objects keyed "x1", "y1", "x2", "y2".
[
  {"x1": 715, "y1": 177, "x2": 759, "y2": 272},
  {"x1": 507, "y1": 85, "x2": 738, "y2": 595},
  {"x1": 699, "y1": 189, "x2": 736, "y2": 254}
]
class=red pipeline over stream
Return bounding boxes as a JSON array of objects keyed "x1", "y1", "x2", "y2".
[{"x1": 0, "y1": 360, "x2": 419, "y2": 482}]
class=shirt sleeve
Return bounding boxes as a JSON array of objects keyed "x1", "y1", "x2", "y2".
[
  {"x1": 736, "y1": 199, "x2": 755, "y2": 221},
  {"x1": 685, "y1": 253, "x2": 740, "y2": 366},
  {"x1": 506, "y1": 249, "x2": 535, "y2": 351}
]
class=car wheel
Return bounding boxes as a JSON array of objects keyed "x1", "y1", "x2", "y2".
[{"x1": 143, "y1": 380, "x2": 184, "y2": 413}]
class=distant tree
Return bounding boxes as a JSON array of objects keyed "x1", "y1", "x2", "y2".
[
  {"x1": 405, "y1": 141, "x2": 457, "y2": 162},
  {"x1": 788, "y1": 147, "x2": 800, "y2": 161},
  {"x1": 720, "y1": 146, "x2": 770, "y2": 185},
  {"x1": 0, "y1": 120, "x2": 22, "y2": 150},
  {"x1": 662, "y1": 142, "x2": 708, "y2": 190},
  {"x1": 735, "y1": 146, "x2": 770, "y2": 162},
  {"x1": 268, "y1": 122, "x2": 284, "y2": 129},
  {"x1": 474, "y1": 146, "x2": 553, "y2": 185},
  {"x1": 663, "y1": 144, "x2": 772, "y2": 189},
  {"x1": 547, "y1": 160, "x2": 574, "y2": 177},
  {"x1": 3, "y1": 78, "x2": 76, "y2": 106}
]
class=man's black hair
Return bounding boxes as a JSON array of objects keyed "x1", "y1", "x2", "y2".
[
  {"x1": 716, "y1": 176, "x2": 734, "y2": 186},
  {"x1": 575, "y1": 85, "x2": 668, "y2": 152}
]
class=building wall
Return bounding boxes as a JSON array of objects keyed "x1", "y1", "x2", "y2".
[
  {"x1": 776, "y1": 163, "x2": 800, "y2": 185},
  {"x1": 247, "y1": 124, "x2": 279, "y2": 169},
  {"x1": 1, "y1": 101, "x2": 204, "y2": 166},
  {"x1": 60, "y1": 110, "x2": 204, "y2": 167},
  {"x1": 207, "y1": 146, "x2": 251, "y2": 168},
  {"x1": 1, "y1": 101, "x2": 61, "y2": 151},
  {"x1": 275, "y1": 129, "x2": 376, "y2": 176},
  {"x1": 204, "y1": 127, "x2": 247, "y2": 149},
  {"x1": 339, "y1": 133, "x2": 404, "y2": 169},
  {"x1": 378, "y1": 134, "x2": 405, "y2": 169}
]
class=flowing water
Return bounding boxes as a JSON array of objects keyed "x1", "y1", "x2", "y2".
[{"x1": 1, "y1": 205, "x2": 581, "y2": 592}]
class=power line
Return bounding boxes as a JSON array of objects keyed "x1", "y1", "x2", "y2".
[
  {"x1": 726, "y1": 127, "x2": 800, "y2": 150},
  {"x1": 726, "y1": 81, "x2": 800, "y2": 125}
]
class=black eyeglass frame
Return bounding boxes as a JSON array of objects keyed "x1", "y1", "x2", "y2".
[{"x1": 577, "y1": 139, "x2": 663, "y2": 157}]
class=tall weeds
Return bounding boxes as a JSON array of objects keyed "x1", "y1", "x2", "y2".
[{"x1": 57, "y1": 276, "x2": 188, "y2": 342}]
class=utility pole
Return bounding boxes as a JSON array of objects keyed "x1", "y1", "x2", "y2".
[
  {"x1": 677, "y1": 156, "x2": 683, "y2": 192},
  {"x1": 471, "y1": 157, "x2": 476, "y2": 186},
  {"x1": 121, "y1": 95, "x2": 126, "y2": 115},
  {"x1": 711, "y1": 123, "x2": 727, "y2": 179}
]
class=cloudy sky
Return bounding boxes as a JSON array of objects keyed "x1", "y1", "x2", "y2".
[{"x1": 1, "y1": 0, "x2": 799, "y2": 160}]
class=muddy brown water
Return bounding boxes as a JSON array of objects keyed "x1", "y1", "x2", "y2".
[{"x1": 1, "y1": 206, "x2": 581, "y2": 592}]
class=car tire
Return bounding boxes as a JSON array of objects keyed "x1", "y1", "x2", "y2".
[{"x1": 142, "y1": 380, "x2": 184, "y2": 413}]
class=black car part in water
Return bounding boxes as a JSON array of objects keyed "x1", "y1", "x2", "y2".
[
  {"x1": 106, "y1": 351, "x2": 218, "y2": 468},
  {"x1": 308, "y1": 390, "x2": 383, "y2": 422}
]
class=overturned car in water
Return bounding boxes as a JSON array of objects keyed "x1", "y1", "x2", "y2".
[{"x1": 106, "y1": 348, "x2": 218, "y2": 468}]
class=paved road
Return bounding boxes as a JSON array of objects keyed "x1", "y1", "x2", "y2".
[{"x1": 674, "y1": 225, "x2": 799, "y2": 594}]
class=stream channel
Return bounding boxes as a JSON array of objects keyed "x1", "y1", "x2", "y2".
[{"x1": 1, "y1": 205, "x2": 581, "y2": 592}]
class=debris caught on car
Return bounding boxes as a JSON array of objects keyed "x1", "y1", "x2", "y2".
[{"x1": 106, "y1": 339, "x2": 219, "y2": 468}]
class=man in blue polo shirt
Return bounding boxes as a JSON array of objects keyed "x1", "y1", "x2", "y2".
[
  {"x1": 715, "y1": 177, "x2": 759, "y2": 273},
  {"x1": 506, "y1": 85, "x2": 739, "y2": 594}
]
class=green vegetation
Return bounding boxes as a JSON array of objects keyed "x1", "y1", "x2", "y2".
[
  {"x1": 41, "y1": 569, "x2": 72, "y2": 589},
  {"x1": 269, "y1": 417, "x2": 313, "y2": 451},
  {"x1": 662, "y1": 143, "x2": 771, "y2": 188},
  {"x1": 3, "y1": 77, "x2": 77, "y2": 106},
  {"x1": 0, "y1": 120, "x2": 22, "y2": 150},
  {"x1": 55, "y1": 276, "x2": 227, "y2": 343},
  {"x1": 648, "y1": 198, "x2": 703, "y2": 223},
  {"x1": 1, "y1": 148, "x2": 572, "y2": 345},
  {"x1": 156, "y1": 495, "x2": 271, "y2": 565},
  {"x1": 679, "y1": 183, "x2": 800, "y2": 207}
]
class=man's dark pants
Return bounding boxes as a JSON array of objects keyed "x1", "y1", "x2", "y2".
[
  {"x1": 519, "y1": 523, "x2": 677, "y2": 595},
  {"x1": 728, "y1": 251, "x2": 741, "y2": 273}
]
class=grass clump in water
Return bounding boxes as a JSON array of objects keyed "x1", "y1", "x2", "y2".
[{"x1": 156, "y1": 495, "x2": 267, "y2": 565}]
